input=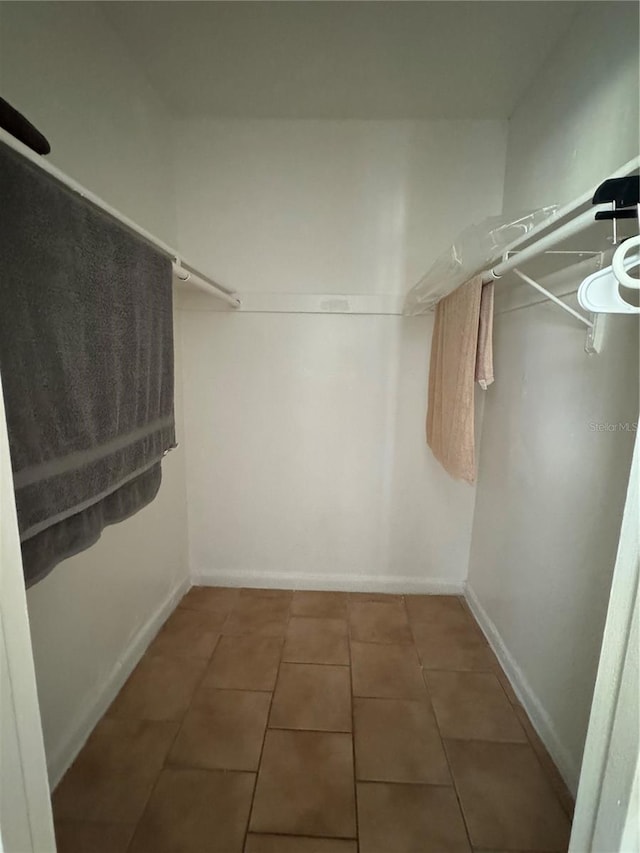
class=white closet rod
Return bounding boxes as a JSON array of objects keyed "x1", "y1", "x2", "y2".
[
  {"x1": 0, "y1": 128, "x2": 241, "y2": 309},
  {"x1": 172, "y1": 265, "x2": 240, "y2": 309},
  {"x1": 480, "y1": 204, "x2": 614, "y2": 284},
  {"x1": 482, "y1": 155, "x2": 640, "y2": 281}
]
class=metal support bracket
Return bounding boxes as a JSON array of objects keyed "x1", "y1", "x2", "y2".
[
  {"x1": 512, "y1": 269, "x2": 594, "y2": 328},
  {"x1": 585, "y1": 313, "x2": 606, "y2": 355},
  {"x1": 512, "y1": 269, "x2": 603, "y2": 354}
]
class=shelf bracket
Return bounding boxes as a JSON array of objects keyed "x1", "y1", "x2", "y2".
[
  {"x1": 512, "y1": 268, "x2": 603, "y2": 353},
  {"x1": 512, "y1": 269, "x2": 594, "y2": 328},
  {"x1": 584, "y1": 313, "x2": 606, "y2": 354}
]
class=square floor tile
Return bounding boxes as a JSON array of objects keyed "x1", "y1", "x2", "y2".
[
  {"x1": 350, "y1": 642, "x2": 425, "y2": 699},
  {"x1": 404, "y1": 595, "x2": 466, "y2": 624},
  {"x1": 179, "y1": 586, "x2": 240, "y2": 615},
  {"x1": 202, "y1": 635, "x2": 283, "y2": 691},
  {"x1": 270, "y1": 663, "x2": 351, "y2": 732},
  {"x1": 169, "y1": 688, "x2": 270, "y2": 771},
  {"x1": 128, "y1": 767, "x2": 255, "y2": 853},
  {"x1": 223, "y1": 593, "x2": 290, "y2": 637},
  {"x1": 147, "y1": 607, "x2": 223, "y2": 659},
  {"x1": 54, "y1": 821, "x2": 135, "y2": 853},
  {"x1": 52, "y1": 718, "x2": 178, "y2": 824},
  {"x1": 354, "y1": 697, "x2": 450, "y2": 784},
  {"x1": 107, "y1": 654, "x2": 207, "y2": 721},
  {"x1": 250, "y1": 730, "x2": 356, "y2": 838},
  {"x1": 245, "y1": 836, "x2": 357, "y2": 853},
  {"x1": 445, "y1": 739, "x2": 571, "y2": 851},
  {"x1": 412, "y1": 617, "x2": 494, "y2": 672},
  {"x1": 283, "y1": 616, "x2": 349, "y2": 665},
  {"x1": 291, "y1": 590, "x2": 348, "y2": 618},
  {"x1": 357, "y1": 782, "x2": 471, "y2": 853},
  {"x1": 425, "y1": 671, "x2": 527, "y2": 742},
  {"x1": 349, "y1": 601, "x2": 413, "y2": 644}
]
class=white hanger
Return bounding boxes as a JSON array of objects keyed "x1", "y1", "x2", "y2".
[
  {"x1": 612, "y1": 234, "x2": 640, "y2": 289},
  {"x1": 578, "y1": 236, "x2": 640, "y2": 314}
]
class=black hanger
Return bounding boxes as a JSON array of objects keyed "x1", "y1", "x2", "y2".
[{"x1": 592, "y1": 175, "x2": 639, "y2": 221}]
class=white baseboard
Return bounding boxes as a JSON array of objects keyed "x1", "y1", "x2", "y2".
[
  {"x1": 192, "y1": 567, "x2": 465, "y2": 596},
  {"x1": 465, "y1": 582, "x2": 580, "y2": 795},
  {"x1": 48, "y1": 577, "x2": 190, "y2": 789}
]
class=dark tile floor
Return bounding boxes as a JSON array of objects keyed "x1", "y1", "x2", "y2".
[{"x1": 52, "y1": 588, "x2": 574, "y2": 853}]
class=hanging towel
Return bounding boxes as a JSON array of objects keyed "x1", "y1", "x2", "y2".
[
  {"x1": 0, "y1": 141, "x2": 175, "y2": 586},
  {"x1": 426, "y1": 274, "x2": 490, "y2": 484},
  {"x1": 475, "y1": 282, "x2": 495, "y2": 390}
]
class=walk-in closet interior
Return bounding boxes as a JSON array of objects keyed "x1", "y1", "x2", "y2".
[{"x1": 0, "y1": 2, "x2": 639, "y2": 852}]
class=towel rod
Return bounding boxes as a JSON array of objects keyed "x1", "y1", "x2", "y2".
[{"x1": 0, "y1": 127, "x2": 241, "y2": 309}]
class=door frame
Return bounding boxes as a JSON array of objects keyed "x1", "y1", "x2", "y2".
[
  {"x1": 570, "y1": 428, "x2": 639, "y2": 851},
  {"x1": 0, "y1": 370, "x2": 56, "y2": 852}
]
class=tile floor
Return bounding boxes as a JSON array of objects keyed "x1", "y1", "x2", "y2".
[{"x1": 52, "y1": 588, "x2": 574, "y2": 853}]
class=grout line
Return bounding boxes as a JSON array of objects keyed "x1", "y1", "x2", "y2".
[
  {"x1": 193, "y1": 684, "x2": 274, "y2": 694},
  {"x1": 241, "y1": 589, "x2": 291, "y2": 851},
  {"x1": 280, "y1": 660, "x2": 350, "y2": 666},
  {"x1": 439, "y1": 733, "x2": 530, "y2": 745},
  {"x1": 349, "y1": 693, "x2": 430, "y2": 703},
  {"x1": 419, "y1": 665, "x2": 494, "y2": 673},
  {"x1": 423, "y1": 673, "x2": 476, "y2": 851},
  {"x1": 247, "y1": 831, "x2": 360, "y2": 843},
  {"x1": 266, "y1": 725, "x2": 353, "y2": 735},
  {"x1": 124, "y1": 605, "x2": 226, "y2": 853},
  {"x1": 356, "y1": 778, "x2": 456, "y2": 790},
  {"x1": 348, "y1": 608, "x2": 360, "y2": 853},
  {"x1": 289, "y1": 613, "x2": 350, "y2": 620},
  {"x1": 278, "y1": 661, "x2": 350, "y2": 670},
  {"x1": 347, "y1": 637, "x2": 416, "y2": 647},
  {"x1": 406, "y1": 595, "x2": 475, "y2": 850}
]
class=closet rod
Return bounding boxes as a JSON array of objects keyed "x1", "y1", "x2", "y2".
[
  {"x1": 0, "y1": 127, "x2": 241, "y2": 309},
  {"x1": 481, "y1": 204, "x2": 613, "y2": 284},
  {"x1": 488, "y1": 155, "x2": 640, "y2": 264},
  {"x1": 172, "y1": 265, "x2": 241, "y2": 308}
]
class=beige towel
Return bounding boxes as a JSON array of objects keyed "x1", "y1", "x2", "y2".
[
  {"x1": 476, "y1": 282, "x2": 495, "y2": 390},
  {"x1": 426, "y1": 275, "x2": 494, "y2": 484}
]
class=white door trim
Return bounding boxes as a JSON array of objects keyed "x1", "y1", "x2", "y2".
[
  {"x1": 570, "y1": 429, "x2": 639, "y2": 851},
  {"x1": 0, "y1": 371, "x2": 56, "y2": 853}
]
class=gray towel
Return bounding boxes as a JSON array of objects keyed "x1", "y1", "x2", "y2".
[{"x1": 0, "y1": 141, "x2": 175, "y2": 586}]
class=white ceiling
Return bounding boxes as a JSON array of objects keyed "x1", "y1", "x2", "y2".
[{"x1": 103, "y1": 1, "x2": 582, "y2": 120}]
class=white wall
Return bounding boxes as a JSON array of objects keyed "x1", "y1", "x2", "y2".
[
  {"x1": 503, "y1": 1, "x2": 639, "y2": 212},
  {"x1": 176, "y1": 119, "x2": 507, "y2": 591},
  {"x1": 0, "y1": 1, "x2": 190, "y2": 784},
  {"x1": 174, "y1": 119, "x2": 506, "y2": 295},
  {"x1": 0, "y1": 1, "x2": 176, "y2": 245},
  {"x1": 467, "y1": 1, "x2": 639, "y2": 794}
]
